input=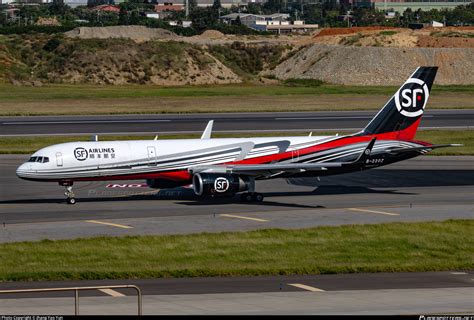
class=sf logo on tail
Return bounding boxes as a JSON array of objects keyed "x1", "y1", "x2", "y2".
[{"x1": 395, "y1": 78, "x2": 429, "y2": 118}]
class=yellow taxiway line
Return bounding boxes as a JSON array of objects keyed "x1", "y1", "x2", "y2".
[
  {"x1": 288, "y1": 283, "x2": 325, "y2": 292},
  {"x1": 348, "y1": 208, "x2": 400, "y2": 216},
  {"x1": 99, "y1": 288, "x2": 126, "y2": 297},
  {"x1": 85, "y1": 220, "x2": 133, "y2": 229},
  {"x1": 220, "y1": 214, "x2": 268, "y2": 222}
]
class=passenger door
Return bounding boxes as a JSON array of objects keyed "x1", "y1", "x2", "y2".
[{"x1": 56, "y1": 152, "x2": 63, "y2": 167}]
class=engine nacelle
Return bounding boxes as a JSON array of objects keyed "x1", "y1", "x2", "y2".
[
  {"x1": 192, "y1": 173, "x2": 249, "y2": 197},
  {"x1": 146, "y1": 179, "x2": 187, "y2": 189}
]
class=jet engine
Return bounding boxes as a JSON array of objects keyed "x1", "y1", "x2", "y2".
[{"x1": 192, "y1": 173, "x2": 249, "y2": 197}]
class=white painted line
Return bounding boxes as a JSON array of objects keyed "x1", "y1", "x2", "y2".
[
  {"x1": 99, "y1": 289, "x2": 126, "y2": 297},
  {"x1": 220, "y1": 214, "x2": 268, "y2": 222},
  {"x1": 349, "y1": 208, "x2": 400, "y2": 216},
  {"x1": 86, "y1": 220, "x2": 133, "y2": 229},
  {"x1": 288, "y1": 283, "x2": 325, "y2": 292},
  {"x1": 275, "y1": 116, "x2": 371, "y2": 120},
  {"x1": 3, "y1": 120, "x2": 171, "y2": 125},
  {"x1": 450, "y1": 272, "x2": 468, "y2": 275},
  {"x1": 2, "y1": 126, "x2": 472, "y2": 137}
]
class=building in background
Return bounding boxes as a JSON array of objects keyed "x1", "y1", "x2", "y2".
[
  {"x1": 196, "y1": 0, "x2": 249, "y2": 8},
  {"x1": 343, "y1": 0, "x2": 472, "y2": 13},
  {"x1": 220, "y1": 12, "x2": 319, "y2": 33}
]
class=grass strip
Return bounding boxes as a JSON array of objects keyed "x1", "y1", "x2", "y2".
[
  {"x1": 0, "y1": 220, "x2": 472, "y2": 282},
  {"x1": 0, "y1": 84, "x2": 473, "y2": 116},
  {"x1": 1, "y1": 84, "x2": 472, "y2": 101},
  {"x1": 1, "y1": 130, "x2": 472, "y2": 155}
]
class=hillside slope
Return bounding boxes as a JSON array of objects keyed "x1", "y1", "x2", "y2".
[
  {"x1": 268, "y1": 44, "x2": 474, "y2": 85},
  {"x1": 1, "y1": 28, "x2": 474, "y2": 86}
]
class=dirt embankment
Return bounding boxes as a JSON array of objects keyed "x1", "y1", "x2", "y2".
[
  {"x1": 3, "y1": 26, "x2": 474, "y2": 86},
  {"x1": 65, "y1": 26, "x2": 179, "y2": 42},
  {"x1": 310, "y1": 26, "x2": 474, "y2": 48},
  {"x1": 268, "y1": 44, "x2": 474, "y2": 85}
]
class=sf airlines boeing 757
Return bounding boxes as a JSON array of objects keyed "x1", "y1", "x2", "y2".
[{"x1": 17, "y1": 67, "x2": 460, "y2": 204}]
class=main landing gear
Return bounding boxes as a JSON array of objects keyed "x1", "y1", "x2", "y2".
[
  {"x1": 240, "y1": 192, "x2": 264, "y2": 202},
  {"x1": 239, "y1": 177, "x2": 264, "y2": 202},
  {"x1": 60, "y1": 181, "x2": 76, "y2": 205}
]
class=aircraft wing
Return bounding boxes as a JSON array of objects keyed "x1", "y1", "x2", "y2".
[
  {"x1": 387, "y1": 143, "x2": 462, "y2": 155},
  {"x1": 189, "y1": 138, "x2": 377, "y2": 176},
  {"x1": 189, "y1": 162, "x2": 342, "y2": 175}
]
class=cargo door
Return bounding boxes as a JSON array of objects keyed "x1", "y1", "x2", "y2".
[{"x1": 147, "y1": 146, "x2": 157, "y2": 166}]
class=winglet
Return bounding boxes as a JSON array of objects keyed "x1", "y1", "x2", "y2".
[
  {"x1": 201, "y1": 120, "x2": 214, "y2": 139},
  {"x1": 354, "y1": 137, "x2": 376, "y2": 164}
]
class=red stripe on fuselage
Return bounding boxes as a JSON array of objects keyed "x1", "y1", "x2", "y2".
[{"x1": 62, "y1": 120, "x2": 427, "y2": 183}]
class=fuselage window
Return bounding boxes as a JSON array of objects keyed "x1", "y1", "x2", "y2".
[
  {"x1": 28, "y1": 157, "x2": 37, "y2": 162},
  {"x1": 42, "y1": 157, "x2": 49, "y2": 163},
  {"x1": 36, "y1": 157, "x2": 43, "y2": 163}
]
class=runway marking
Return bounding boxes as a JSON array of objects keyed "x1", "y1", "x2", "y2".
[
  {"x1": 3, "y1": 126, "x2": 471, "y2": 138},
  {"x1": 86, "y1": 220, "x2": 133, "y2": 229},
  {"x1": 348, "y1": 208, "x2": 400, "y2": 216},
  {"x1": 450, "y1": 272, "x2": 468, "y2": 275},
  {"x1": 275, "y1": 116, "x2": 371, "y2": 120},
  {"x1": 98, "y1": 289, "x2": 125, "y2": 297},
  {"x1": 288, "y1": 283, "x2": 325, "y2": 292},
  {"x1": 220, "y1": 214, "x2": 268, "y2": 222},
  {"x1": 3, "y1": 120, "x2": 172, "y2": 125}
]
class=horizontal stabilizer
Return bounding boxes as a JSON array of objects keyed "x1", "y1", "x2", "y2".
[{"x1": 387, "y1": 143, "x2": 463, "y2": 155}]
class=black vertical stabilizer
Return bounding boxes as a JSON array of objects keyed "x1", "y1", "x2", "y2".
[{"x1": 362, "y1": 67, "x2": 438, "y2": 139}]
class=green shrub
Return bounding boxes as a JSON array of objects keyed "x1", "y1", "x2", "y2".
[
  {"x1": 379, "y1": 30, "x2": 398, "y2": 36},
  {"x1": 283, "y1": 78, "x2": 324, "y2": 87}
]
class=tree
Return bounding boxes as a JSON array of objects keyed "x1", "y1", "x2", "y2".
[
  {"x1": 87, "y1": 0, "x2": 109, "y2": 7},
  {"x1": 189, "y1": 7, "x2": 218, "y2": 31},
  {"x1": 246, "y1": 3, "x2": 262, "y2": 15},
  {"x1": 188, "y1": 0, "x2": 198, "y2": 12},
  {"x1": 263, "y1": 0, "x2": 285, "y2": 14},
  {"x1": 212, "y1": 0, "x2": 221, "y2": 11},
  {"x1": 49, "y1": 0, "x2": 69, "y2": 16}
]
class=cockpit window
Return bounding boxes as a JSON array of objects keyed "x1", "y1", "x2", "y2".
[{"x1": 27, "y1": 156, "x2": 49, "y2": 163}]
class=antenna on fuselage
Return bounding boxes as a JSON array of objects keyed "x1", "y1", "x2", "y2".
[{"x1": 201, "y1": 120, "x2": 214, "y2": 139}]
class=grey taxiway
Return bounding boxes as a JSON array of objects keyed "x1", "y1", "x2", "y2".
[
  {"x1": 1, "y1": 154, "x2": 472, "y2": 243},
  {"x1": 1, "y1": 110, "x2": 473, "y2": 136}
]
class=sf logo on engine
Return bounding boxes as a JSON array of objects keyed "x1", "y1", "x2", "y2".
[
  {"x1": 394, "y1": 78, "x2": 429, "y2": 118},
  {"x1": 74, "y1": 147, "x2": 88, "y2": 161},
  {"x1": 214, "y1": 177, "x2": 230, "y2": 193}
]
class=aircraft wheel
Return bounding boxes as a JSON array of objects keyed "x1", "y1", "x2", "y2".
[
  {"x1": 254, "y1": 193, "x2": 264, "y2": 202},
  {"x1": 67, "y1": 197, "x2": 76, "y2": 205},
  {"x1": 240, "y1": 193, "x2": 253, "y2": 202}
]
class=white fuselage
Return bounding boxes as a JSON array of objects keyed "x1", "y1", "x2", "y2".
[{"x1": 16, "y1": 135, "x2": 338, "y2": 181}]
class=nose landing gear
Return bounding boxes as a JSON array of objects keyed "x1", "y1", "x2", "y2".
[{"x1": 60, "y1": 181, "x2": 76, "y2": 205}]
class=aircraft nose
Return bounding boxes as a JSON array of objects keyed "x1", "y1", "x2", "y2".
[{"x1": 16, "y1": 163, "x2": 32, "y2": 178}]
